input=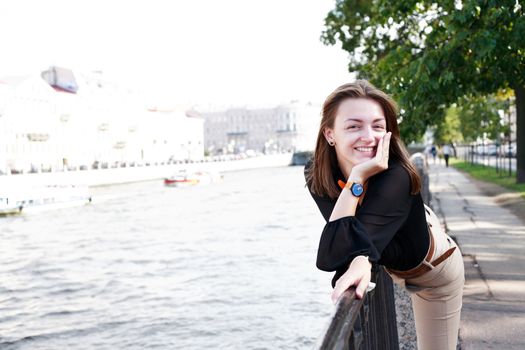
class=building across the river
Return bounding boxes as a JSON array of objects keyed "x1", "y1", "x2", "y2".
[
  {"x1": 0, "y1": 67, "x2": 204, "y2": 174},
  {"x1": 199, "y1": 102, "x2": 320, "y2": 155}
]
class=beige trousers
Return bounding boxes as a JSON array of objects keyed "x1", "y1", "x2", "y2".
[{"x1": 388, "y1": 208, "x2": 465, "y2": 350}]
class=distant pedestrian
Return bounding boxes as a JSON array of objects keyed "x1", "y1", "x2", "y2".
[
  {"x1": 443, "y1": 144, "x2": 451, "y2": 167},
  {"x1": 305, "y1": 80, "x2": 464, "y2": 350},
  {"x1": 431, "y1": 145, "x2": 437, "y2": 164}
]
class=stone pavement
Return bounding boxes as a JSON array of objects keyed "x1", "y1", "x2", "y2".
[{"x1": 428, "y1": 162, "x2": 525, "y2": 350}]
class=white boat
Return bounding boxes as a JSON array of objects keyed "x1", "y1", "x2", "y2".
[
  {"x1": 0, "y1": 185, "x2": 92, "y2": 216},
  {"x1": 0, "y1": 197, "x2": 23, "y2": 216}
]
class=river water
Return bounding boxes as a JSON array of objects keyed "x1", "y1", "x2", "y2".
[{"x1": 0, "y1": 166, "x2": 334, "y2": 350}]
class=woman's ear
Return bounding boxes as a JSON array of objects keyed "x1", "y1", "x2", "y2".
[{"x1": 323, "y1": 128, "x2": 334, "y2": 143}]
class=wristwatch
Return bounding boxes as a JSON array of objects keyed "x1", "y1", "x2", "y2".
[{"x1": 345, "y1": 182, "x2": 364, "y2": 197}]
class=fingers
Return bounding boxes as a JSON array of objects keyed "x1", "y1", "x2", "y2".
[
  {"x1": 375, "y1": 132, "x2": 391, "y2": 162},
  {"x1": 375, "y1": 133, "x2": 384, "y2": 161},
  {"x1": 331, "y1": 256, "x2": 374, "y2": 303},
  {"x1": 331, "y1": 275, "x2": 372, "y2": 303},
  {"x1": 383, "y1": 132, "x2": 392, "y2": 160},
  {"x1": 355, "y1": 277, "x2": 370, "y2": 299},
  {"x1": 376, "y1": 132, "x2": 391, "y2": 167},
  {"x1": 331, "y1": 276, "x2": 356, "y2": 304}
]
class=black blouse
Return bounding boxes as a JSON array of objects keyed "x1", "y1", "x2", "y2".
[{"x1": 305, "y1": 160, "x2": 430, "y2": 287}]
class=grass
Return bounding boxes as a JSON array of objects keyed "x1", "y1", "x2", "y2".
[{"x1": 450, "y1": 158, "x2": 525, "y2": 199}]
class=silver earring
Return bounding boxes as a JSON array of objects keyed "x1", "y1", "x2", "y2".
[{"x1": 328, "y1": 140, "x2": 335, "y2": 146}]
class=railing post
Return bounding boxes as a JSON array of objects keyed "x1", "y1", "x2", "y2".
[
  {"x1": 410, "y1": 153, "x2": 430, "y2": 205},
  {"x1": 367, "y1": 269, "x2": 399, "y2": 349}
]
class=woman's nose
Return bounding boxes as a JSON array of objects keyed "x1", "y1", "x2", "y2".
[{"x1": 360, "y1": 126, "x2": 375, "y2": 141}]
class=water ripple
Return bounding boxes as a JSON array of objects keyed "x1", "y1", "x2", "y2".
[{"x1": 0, "y1": 167, "x2": 332, "y2": 349}]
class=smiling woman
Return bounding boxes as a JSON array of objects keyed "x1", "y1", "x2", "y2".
[
  {"x1": 323, "y1": 98, "x2": 387, "y2": 177},
  {"x1": 304, "y1": 80, "x2": 465, "y2": 350}
]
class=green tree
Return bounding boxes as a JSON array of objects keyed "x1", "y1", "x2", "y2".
[
  {"x1": 433, "y1": 105, "x2": 463, "y2": 144},
  {"x1": 322, "y1": 0, "x2": 525, "y2": 182},
  {"x1": 457, "y1": 94, "x2": 509, "y2": 141}
]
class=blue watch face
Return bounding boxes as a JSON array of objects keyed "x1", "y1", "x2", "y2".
[{"x1": 351, "y1": 183, "x2": 364, "y2": 196}]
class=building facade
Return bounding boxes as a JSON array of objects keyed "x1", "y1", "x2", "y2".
[
  {"x1": 200, "y1": 102, "x2": 320, "y2": 155},
  {"x1": 0, "y1": 74, "x2": 57, "y2": 173},
  {"x1": 0, "y1": 67, "x2": 204, "y2": 174}
]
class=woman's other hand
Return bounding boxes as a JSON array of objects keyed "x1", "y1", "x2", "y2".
[
  {"x1": 349, "y1": 132, "x2": 391, "y2": 183},
  {"x1": 331, "y1": 255, "x2": 372, "y2": 303}
]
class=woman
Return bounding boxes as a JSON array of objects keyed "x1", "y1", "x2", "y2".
[{"x1": 304, "y1": 80, "x2": 464, "y2": 350}]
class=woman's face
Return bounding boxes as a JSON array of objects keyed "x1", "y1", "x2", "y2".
[{"x1": 324, "y1": 98, "x2": 387, "y2": 171}]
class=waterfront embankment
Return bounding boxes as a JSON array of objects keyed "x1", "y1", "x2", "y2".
[{"x1": 0, "y1": 153, "x2": 293, "y2": 188}]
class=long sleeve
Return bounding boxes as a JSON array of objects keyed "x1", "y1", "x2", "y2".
[
  {"x1": 354, "y1": 163, "x2": 413, "y2": 258},
  {"x1": 305, "y1": 161, "x2": 413, "y2": 273},
  {"x1": 315, "y1": 216, "x2": 380, "y2": 271}
]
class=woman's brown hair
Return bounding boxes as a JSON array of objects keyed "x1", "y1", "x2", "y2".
[{"x1": 306, "y1": 80, "x2": 421, "y2": 199}]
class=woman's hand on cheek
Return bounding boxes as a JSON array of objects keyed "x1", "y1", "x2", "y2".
[{"x1": 348, "y1": 132, "x2": 391, "y2": 183}]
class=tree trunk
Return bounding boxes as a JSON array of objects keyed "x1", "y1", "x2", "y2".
[{"x1": 515, "y1": 85, "x2": 525, "y2": 183}]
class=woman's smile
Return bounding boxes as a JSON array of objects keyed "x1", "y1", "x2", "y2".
[{"x1": 354, "y1": 146, "x2": 376, "y2": 154}]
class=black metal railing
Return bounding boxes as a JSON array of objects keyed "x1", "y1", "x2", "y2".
[
  {"x1": 314, "y1": 267, "x2": 399, "y2": 350},
  {"x1": 411, "y1": 153, "x2": 431, "y2": 205},
  {"x1": 454, "y1": 141, "x2": 516, "y2": 176}
]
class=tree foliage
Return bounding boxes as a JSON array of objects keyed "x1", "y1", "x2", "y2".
[
  {"x1": 434, "y1": 94, "x2": 509, "y2": 144},
  {"x1": 322, "y1": 0, "x2": 525, "y2": 180},
  {"x1": 457, "y1": 94, "x2": 509, "y2": 141},
  {"x1": 433, "y1": 105, "x2": 463, "y2": 144},
  {"x1": 322, "y1": 0, "x2": 524, "y2": 138}
]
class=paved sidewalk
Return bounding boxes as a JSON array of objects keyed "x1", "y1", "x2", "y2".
[{"x1": 428, "y1": 163, "x2": 525, "y2": 349}]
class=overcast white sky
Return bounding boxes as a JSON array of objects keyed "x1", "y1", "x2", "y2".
[{"x1": 0, "y1": 0, "x2": 354, "y2": 107}]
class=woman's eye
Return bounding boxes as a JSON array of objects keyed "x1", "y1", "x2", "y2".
[
  {"x1": 374, "y1": 125, "x2": 386, "y2": 129},
  {"x1": 346, "y1": 125, "x2": 359, "y2": 130}
]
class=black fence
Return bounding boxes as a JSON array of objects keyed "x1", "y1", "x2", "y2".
[
  {"x1": 454, "y1": 141, "x2": 516, "y2": 176},
  {"x1": 314, "y1": 267, "x2": 399, "y2": 350}
]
